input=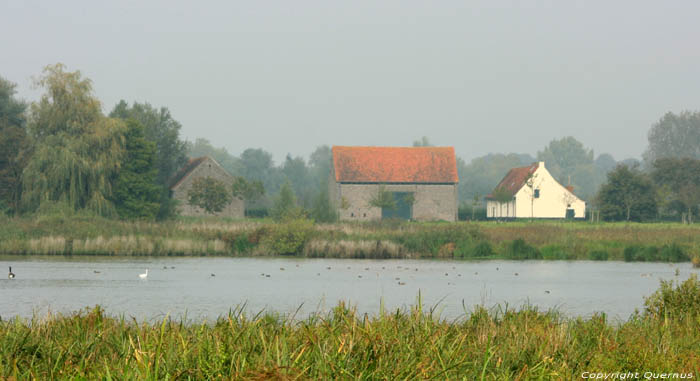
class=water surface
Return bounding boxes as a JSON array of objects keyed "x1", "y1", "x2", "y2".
[{"x1": 1, "y1": 256, "x2": 696, "y2": 322}]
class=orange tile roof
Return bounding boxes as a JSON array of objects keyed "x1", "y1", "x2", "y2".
[
  {"x1": 486, "y1": 163, "x2": 539, "y2": 199},
  {"x1": 332, "y1": 146, "x2": 458, "y2": 183}
]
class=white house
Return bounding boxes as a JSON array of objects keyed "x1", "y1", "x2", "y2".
[{"x1": 485, "y1": 161, "x2": 586, "y2": 219}]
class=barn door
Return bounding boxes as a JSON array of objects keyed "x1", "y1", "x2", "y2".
[{"x1": 382, "y1": 192, "x2": 413, "y2": 220}]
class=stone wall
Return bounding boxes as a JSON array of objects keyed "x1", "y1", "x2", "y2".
[
  {"x1": 331, "y1": 181, "x2": 458, "y2": 222},
  {"x1": 171, "y1": 157, "x2": 244, "y2": 218}
]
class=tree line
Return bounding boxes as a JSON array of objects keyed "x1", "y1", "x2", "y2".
[{"x1": 1, "y1": 64, "x2": 699, "y2": 223}]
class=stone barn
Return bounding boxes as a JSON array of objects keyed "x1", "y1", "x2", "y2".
[
  {"x1": 169, "y1": 156, "x2": 244, "y2": 218},
  {"x1": 330, "y1": 146, "x2": 459, "y2": 221}
]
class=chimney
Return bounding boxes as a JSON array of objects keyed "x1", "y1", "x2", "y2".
[
  {"x1": 538, "y1": 161, "x2": 545, "y2": 169},
  {"x1": 565, "y1": 185, "x2": 574, "y2": 193}
]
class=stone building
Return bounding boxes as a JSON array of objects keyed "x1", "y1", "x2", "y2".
[
  {"x1": 485, "y1": 161, "x2": 586, "y2": 219},
  {"x1": 169, "y1": 156, "x2": 244, "y2": 218},
  {"x1": 330, "y1": 146, "x2": 459, "y2": 221}
]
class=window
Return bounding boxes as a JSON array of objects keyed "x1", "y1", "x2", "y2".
[
  {"x1": 534, "y1": 189, "x2": 540, "y2": 198},
  {"x1": 351, "y1": 212, "x2": 354, "y2": 217}
]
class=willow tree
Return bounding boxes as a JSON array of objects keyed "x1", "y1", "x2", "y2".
[{"x1": 22, "y1": 64, "x2": 126, "y2": 216}]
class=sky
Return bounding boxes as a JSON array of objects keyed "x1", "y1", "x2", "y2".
[{"x1": 2, "y1": 1, "x2": 699, "y2": 164}]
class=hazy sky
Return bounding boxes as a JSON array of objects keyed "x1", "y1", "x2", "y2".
[{"x1": 2, "y1": 1, "x2": 699, "y2": 164}]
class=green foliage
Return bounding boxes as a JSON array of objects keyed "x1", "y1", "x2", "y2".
[
  {"x1": 22, "y1": 64, "x2": 126, "y2": 217},
  {"x1": 112, "y1": 120, "x2": 162, "y2": 219},
  {"x1": 187, "y1": 177, "x2": 233, "y2": 214},
  {"x1": 624, "y1": 244, "x2": 688, "y2": 262},
  {"x1": 109, "y1": 100, "x2": 188, "y2": 219},
  {"x1": 537, "y1": 136, "x2": 598, "y2": 200},
  {"x1": 368, "y1": 185, "x2": 396, "y2": 210},
  {"x1": 263, "y1": 218, "x2": 314, "y2": 255},
  {"x1": 188, "y1": 137, "x2": 243, "y2": 175},
  {"x1": 644, "y1": 110, "x2": 700, "y2": 163},
  {"x1": 644, "y1": 274, "x2": 700, "y2": 319},
  {"x1": 490, "y1": 187, "x2": 513, "y2": 204},
  {"x1": 540, "y1": 245, "x2": 574, "y2": 260},
  {"x1": 270, "y1": 181, "x2": 303, "y2": 221},
  {"x1": 310, "y1": 186, "x2": 337, "y2": 223},
  {"x1": 597, "y1": 164, "x2": 657, "y2": 221},
  {"x1": 4, "y1": 279, "x2": 700, "y2": 379},
  {"x1": 588, "y1": 250, "x2": 609, "y2": 261},
  {"x1": 505, "y1": 239, "x2": 542, "y2": 260},
  {"x1": 0, "y1": 75, "x2": 29, "y2": 215},
  {"x1": 231, "y1": 176, "x2": 265, "y2": 203},
  {"x1": 652, "y1": 157, "x2": 700, "y2": 223}
]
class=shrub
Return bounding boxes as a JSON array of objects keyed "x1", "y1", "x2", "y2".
[
  {"x1": 505, "y1": 239, "x2": 541, "y2": 260},
  {"x1": 644, "y1": 274, "x2": 700, "y2": 319},
  {"x1": 588, "y1": 250, "x2": 609, "y2": 261},
  {"x1": 263, "y1": 219, "x2": 314, "y2": 255},
  {"x1": 540, "y1": 245, "x2": 574, "y2": 260},
  {"x1": 659, "y1": 243, "x2": 688, "y2": 262},
  {"x1": 623, "y1": 246, "x2": 642, "y2": 262}
]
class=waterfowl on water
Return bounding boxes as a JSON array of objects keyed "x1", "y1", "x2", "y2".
[
  {"x1": 139, "y1": 269, "x2": 149, "y2": 279},
  {"x1": 8, "y1": 266, "x2": 15, "y2": 279}
]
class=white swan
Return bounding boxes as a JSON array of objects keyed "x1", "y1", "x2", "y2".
[
  {"x1": 8, "y1": 266, "x2": 15, "y2": 279},
  {"x1": 139, "y1": 269, "x2": 149, "y2": 279}
]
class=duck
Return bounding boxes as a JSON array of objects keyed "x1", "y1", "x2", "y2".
[
  {"x1": 8, "y1": 266, "x2": 15, "y2": 279},
  {"x1": 139, "y1": 269, "x2": 149, "y2": 279}
]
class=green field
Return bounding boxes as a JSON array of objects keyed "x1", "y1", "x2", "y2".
[
  {"x1": 1, "y1": 276, "x2": 699, "y2": 379},
  {"x1": 1, "y1": 213, "x2": 699, "y2": 263}
]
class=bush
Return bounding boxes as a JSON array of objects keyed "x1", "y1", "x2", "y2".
[
  {"x1": 454, "y1": 240, "x2": 493, "y2": 259},
  {"x1": 644, "y1": 274, "x2": 700, "y2": 319},
  {"x1": 588, "y1": 250, "x2": 609, "y2": 261},
  {"x1": 659, "y1": 243, "x2": 688, "y2": 262},
  {"x1": 624, "y1": 244, "x2": 688, "y2": 262},
  {"x1": 505, "y1": 239, "x2": 541, "y2": 260},
  {"x1": 540, "y1": 245, "x2": 574, "y2": 260},
  {"x1": 623, "y1": 246, "x2": 642, "y2": 262},
  {"x1": 263, "y1": 219, "x2": 314, "y2": 255}
]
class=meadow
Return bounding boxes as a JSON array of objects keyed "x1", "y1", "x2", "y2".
[
  {"x1": 1, "y1": 275, "x2": 699, "y2": 379},
  {"x1": 1, "y1": 212, "x2": 699, "y2": 263}
]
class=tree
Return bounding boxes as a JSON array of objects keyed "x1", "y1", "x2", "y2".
[
  {"x1": 22, "y1": 64, "x2": 126, "y2": 216},
  {"x1": 187, "y1": 177, "x2": 232, "y2": 214},
  {"x1": 231, "y1": 176, "x2": 265, "y2": 204},
  {"x1": 368, "y1": 184, "x2": 396, "y2": 210},
  {"x1": 310, "y1": 186, "x2": 337, "y2": 223},
  {"x1": 457, "y1": 153, "x2": 535, "y2": 204},
  {"x1": 110, "y1": 100, "x2": 189, "y2": 219},
  {"x1": 270, "y1": 181, "x2": 303, "y2": 221},
  {"x1": 0, "y1": 76, "x2": 29, "y2": 215},
  {"x1": 111, "y1": 120, "x2": 162, "y2": 219},
  {"x1": 188, "y1": 138, "x2": 243, "y2": 176},
  {"x1": 537, "y1": 137, "x2": 597, "y2": 200},
  {"x1": 644, "y1": 111, "x2": 700, "y2": 164},
  {"x1": 651, "y1": 158, "x2": 700, "y2": 223},
  {"x1": 597, "y1": 164, "x2": 657, "y2": 222},
  {"x1": 412, "y1": 136, "x2": 433, "y2": 147}
]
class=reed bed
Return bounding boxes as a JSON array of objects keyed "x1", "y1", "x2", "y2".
[
  {"x1": 2, "y1": 277, "x2": 699, "y2": 379},
  {"x1": 1, "y1": 215, "x2": 699, "y2": 261}
]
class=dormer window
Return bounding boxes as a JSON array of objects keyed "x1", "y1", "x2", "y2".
[{"x1": 534, "y1": 189, "x2": 540, "y2": 198}]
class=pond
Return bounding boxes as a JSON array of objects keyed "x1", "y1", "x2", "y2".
[{"x1": 1, "y1": 256, "x2": 696, "y2": 322}]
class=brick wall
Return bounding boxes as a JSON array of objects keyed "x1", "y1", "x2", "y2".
[{"x1": 331, "y1": 181, "x2": 457, "y2": 222}]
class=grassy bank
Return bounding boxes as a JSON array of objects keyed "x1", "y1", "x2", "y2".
[
  {"x1": 1, "y1": 213, "x2": 699, "y2": 262},
  {"x1": 2, "y1": 276, "x2": 699, "y2": 379}
]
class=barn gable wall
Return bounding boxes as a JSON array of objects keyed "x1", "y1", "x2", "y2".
[{"x1": 171, "y1": 157, "x2": 244, "y2": 218}]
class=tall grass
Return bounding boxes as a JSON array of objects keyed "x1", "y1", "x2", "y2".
[
  {"x1": 1, "y1": 215, "x2": 699, "y2": 261},
  {"x1": 2, "y1": 278, "x2": 699, "y2": 379}
]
